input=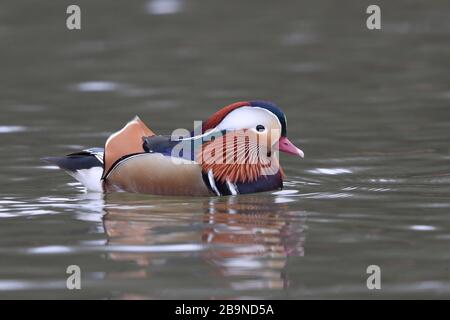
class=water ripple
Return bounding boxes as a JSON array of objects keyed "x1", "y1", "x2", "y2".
[
  {"x1": 308, "y1": 168, "x2": 353, "y2": 175},
  {"x1": 145, "y1": 0, "x2": 183, "y2": 15},
  {"x1": 0, "y1": 126, "x2": 27, "y2": 133},
  {"x1": 74, "y1": 81, "x2": 119, "y2": 92}
]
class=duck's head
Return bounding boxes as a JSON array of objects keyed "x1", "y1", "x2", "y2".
[{"x1": 202, "y1": 100, "x2": 304, "y2": 158}]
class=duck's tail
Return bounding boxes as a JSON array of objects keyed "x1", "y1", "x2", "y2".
[
  {"x1": 42, "y1": 148, "x2": 104, "y2": 192},
  {"x1": 44, "y1": 116, "x2": 155, "y2": 192}
]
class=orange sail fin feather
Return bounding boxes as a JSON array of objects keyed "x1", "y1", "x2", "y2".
[
  {"x1": 198, "y1": 129, "x2": 280, "y2": 183},
  {"x1": 102, "y1": 116, "x2": 155, "y2": 178}
]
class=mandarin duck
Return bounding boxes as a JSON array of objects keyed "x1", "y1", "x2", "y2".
[{"x1": 44, "y1": 101, "x2": 304, "y2": 196}]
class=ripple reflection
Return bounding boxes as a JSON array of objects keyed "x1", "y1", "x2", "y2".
[{"x1": 102, "y1": 195, "x2": 307, "y2": 296}]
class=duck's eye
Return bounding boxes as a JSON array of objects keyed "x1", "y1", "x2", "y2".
[{"x1": 256, "y1": 125, "x2": 265, "y2": 132}]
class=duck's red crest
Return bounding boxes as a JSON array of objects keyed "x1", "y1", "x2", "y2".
[{"x1": 202, "y1": 101, "x2": 250, "y2": 133}]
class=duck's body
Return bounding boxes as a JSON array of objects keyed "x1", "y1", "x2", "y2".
[{"x1": 44, "y1": 101, "x2": 304, "y2": 196}]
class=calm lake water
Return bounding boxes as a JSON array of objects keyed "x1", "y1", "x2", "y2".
[{"x1": 1, "y1": 0, "x2": 450, "y2": 299}]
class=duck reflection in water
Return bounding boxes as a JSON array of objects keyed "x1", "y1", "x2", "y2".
[{"x1": 102, "y1": 193, "x2": 307, "y2": 293}]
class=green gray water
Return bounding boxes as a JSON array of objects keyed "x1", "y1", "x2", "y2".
[{"x1": 1, "y1": 0, "x2": 450, "y2": 299}]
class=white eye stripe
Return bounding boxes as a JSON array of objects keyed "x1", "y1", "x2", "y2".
[
  {"x1": 216, "y1": 107, "x2": 282, "y2": 133},
  {"x1": 252, "y1": 107, "x2": 282, "y2": 131}
]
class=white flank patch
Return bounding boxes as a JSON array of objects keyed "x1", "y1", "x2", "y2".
[{"x1": 68, "y1": 167, "x2": 103, "y2": 192}]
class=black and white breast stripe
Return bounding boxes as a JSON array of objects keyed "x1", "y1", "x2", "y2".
[{"x1": 202, "y1": 170, "x2": 239, "y2": 196}]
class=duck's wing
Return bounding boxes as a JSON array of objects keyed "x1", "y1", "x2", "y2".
[{"x1": 102, "y1": 120, "x2": 211, "y2": 196}]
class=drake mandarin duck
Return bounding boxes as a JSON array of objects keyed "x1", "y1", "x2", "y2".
[{"x1": 44, "y1": 101, "x2": 304, "y2": 196}]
